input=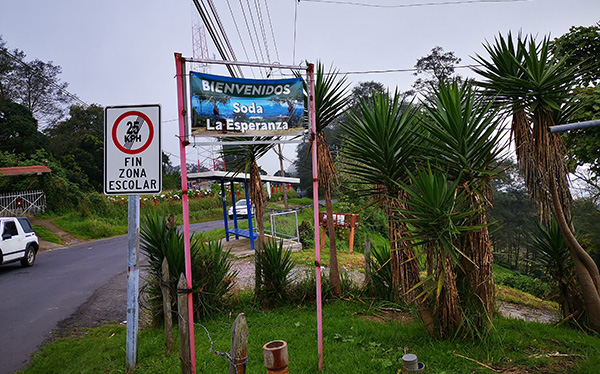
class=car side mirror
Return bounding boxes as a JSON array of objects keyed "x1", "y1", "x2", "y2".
[{"x1": 2, "y1": 233, "x2": 11, "y2": 240}]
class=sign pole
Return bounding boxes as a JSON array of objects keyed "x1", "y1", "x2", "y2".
[
  {"x1": 104, "y1": 103, "x2": 161, "y2": 372},
  {"x1": 308, "y1": 63, "x2": 324, "y2": 370},
  {"x1": 126, "y1": 194, "x2": 140, "y2": 371},
  {"x1": 175, "y1": 52, "x2": 197, "y2": 373}
]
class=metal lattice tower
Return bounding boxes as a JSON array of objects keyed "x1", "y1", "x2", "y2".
[{"x1": 191, "y1": 6, "x2": 225, "y2": 171}]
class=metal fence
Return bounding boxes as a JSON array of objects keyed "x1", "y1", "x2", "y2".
[
  {"x1": 265, "y1": 210, "x2": 299, "y2": 242},
  {"x1": 0, "y1": 190, "x2": 46, "y2": 216}
]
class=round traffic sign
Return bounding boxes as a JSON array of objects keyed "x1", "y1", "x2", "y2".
[{"x1": 111, "y1": 110, "x2": 155, "y2": 155}]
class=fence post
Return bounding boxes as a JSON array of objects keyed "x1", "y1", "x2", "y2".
[
  {"x1": 177, "y1": 273, "x2": 192, "y2": 374},
  {"x1": 161, "y1": 258, "x2": 174, "y2": 355},
  {"x1": 229, "y1": 313, "x2": 248, "y2": 374},
  {"x1": 363, "y1": 235, "x2": 371, "y2": 288}
]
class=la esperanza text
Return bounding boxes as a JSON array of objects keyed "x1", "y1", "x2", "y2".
[{"x1": 205, "y1": 102, "x2": 290, "y2": 133}]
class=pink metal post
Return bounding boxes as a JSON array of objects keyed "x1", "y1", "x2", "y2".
[
  {"x1": 308, "y1": 63, "x2": 324, "y2": 370},
  {"x1": 175, "y1": 53, "x2": 197, "y2": 373}
]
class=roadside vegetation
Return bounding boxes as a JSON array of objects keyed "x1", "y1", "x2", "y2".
[{"x1": 3, "y1": 23, "x2": 600, "y2": 374}]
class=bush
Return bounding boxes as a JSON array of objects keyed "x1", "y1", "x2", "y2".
[
  {"x1": 258, "y1": 239, "x2": 296, "y2": 303},
  {"x1": 495, "y1": 271, "x2": 552, "y2": 299},
  {"x1": 368, "y1": 245, "x2": 394, "y2": 301},
  {"x1": 298, "y1": 220, "x2": 314, "y2": 249},
  {"x1": 140, "y1": 212, "x2": 237, "y2": 325}
]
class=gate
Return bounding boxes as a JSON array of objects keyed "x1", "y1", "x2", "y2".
[{"x1": 0, "y1": 190, "x2": 46, "y2": 216}]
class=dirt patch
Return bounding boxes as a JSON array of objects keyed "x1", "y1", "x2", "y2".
[
  {"x1": 355, "y1": 310, "x2": 414, "y2": 324},
  {"x1": 30, "y1": 217, "x2": 86, "y2": 250}
]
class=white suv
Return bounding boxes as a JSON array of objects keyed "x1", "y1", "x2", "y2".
[{"x1": 0, "y1": 217, "x2": 39, "y2": 267}]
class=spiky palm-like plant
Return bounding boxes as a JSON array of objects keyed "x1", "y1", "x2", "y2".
[
  {"x1": 473, "y1": 33, "x2": 600, "y2": 331},
  {"x1": 398, "y1": 165, "x2": 488, "y2": 338},
  {"x1": 300, "y1": 61, "x2": 351, "y2": 296},
  {"x1": 420, "y1": 79, "x2": 506, "y2": 331},
  {"x1": 342, "y1": 90, "x2": 435, "y2": 333},
  {"x1": 529, "y1": 219, "x2": 585, "y2": 321},
  {"x1": 223, "y1": 137, "x2": 277, "y2": 294}
]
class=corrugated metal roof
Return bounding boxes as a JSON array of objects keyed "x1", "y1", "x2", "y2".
[{"x1": 0, "y1": 165, "x2": 52, "y2": 176}]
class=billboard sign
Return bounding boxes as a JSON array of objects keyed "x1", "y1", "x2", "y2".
[{"x1": 190, "y1": 72, "x2": 305, "y2": 136}]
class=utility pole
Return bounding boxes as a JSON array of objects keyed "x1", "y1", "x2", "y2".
[{"x1": 277, "y1": 144, "x2": 289, "y2": 209}]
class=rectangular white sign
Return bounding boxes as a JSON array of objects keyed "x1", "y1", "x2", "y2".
[{"x1": 104, "y1": 104, "x2": 162, "y2": 195}]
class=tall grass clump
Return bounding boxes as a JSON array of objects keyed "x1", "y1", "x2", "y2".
[
  {"x1": 140, "y1": 212, "x2": 236, "y2": 325},
  {"x1": 257, "y1": 239, "x2": 296, "y2": 303},
  {"x1": 368, "y1": 245, "x2": 394, "y2": 301}
]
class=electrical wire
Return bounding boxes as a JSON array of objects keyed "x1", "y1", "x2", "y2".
[
  {"x1": 253, "y1": 0, "x2": 271, "y2": 64},
  {"x1": 236, "y1": 0, "x2": 263, "y2": 75},
  {"x1": 300, "y1": 0, "x2": 528, "y2": 8},
  {"x1": 0, "y1": 49, "x2": 89, "y2": 108},
  {"x1": 262, "y1": 0, "x2": 281, "y2": 64},
  {"x1": 224, "y1": 0, "x2": 256, "y2": 78}
]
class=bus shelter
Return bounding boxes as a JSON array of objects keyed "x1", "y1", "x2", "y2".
[{"x1": 188, "y1": 170, "x2": 299, "y2": 250}]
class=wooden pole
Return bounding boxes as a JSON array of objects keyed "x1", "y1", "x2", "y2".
[
  {"x1": 178, "y1": 273, "x2": 192, "y2": 374},
  {"x1": 363, "y1": 235, "x2": 371, "y2": 288},
  {"x1": 161, "y1": 258, "x2": 174, "y2": 355},
  {"x1": 229, "y1": 313, "x2": 249, "y2": 374},
  {"x1": 175, "y1": 52, "x2": 197, "y2": 373}
]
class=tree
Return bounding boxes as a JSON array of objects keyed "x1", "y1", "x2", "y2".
[
  {"x1": 473, "y1": 33, "x2": 600, "y2": 332},
  {"x1": 412, "y1": 46, "x2": 462, "y2": 93},
  {"x1": 342, "y1": 90, "x2": 434, "y2": 333},
  {"x1": 308, "y1": 62, "x2": 351, "y2": 296},
  {"x1": 489, "y1": 161, "x2": 538, "y2": 272},
  {"x1": 47, "y1": 105, "x2": 104, "y2": 191},
  {"x1": 419, "y1": 79, "x2": 506, "y2": 335},
  {"x1": 0, "y1": 36, "x2": 73, "y2": 126},
  {"x1": 223, "y1": 137, "x2": 276, "y2": 295},
  {"x1": 551, "y1": 24, "x2": 600, "y2": 187},
  {"x1": 0, "y1": 99, "x2": 48, "y2": 157}
]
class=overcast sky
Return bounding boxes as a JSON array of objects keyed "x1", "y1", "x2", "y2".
[{"x1": 1, "y1": 0, "x2": 598, "y2": 174}]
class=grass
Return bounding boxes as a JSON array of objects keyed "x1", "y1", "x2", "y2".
[
  {"x1": 32, "y1": 225, "x2": 62, "y2": 244},
  {"x1": 19, "y1": 300, "x2": 600, "y2": 374}
]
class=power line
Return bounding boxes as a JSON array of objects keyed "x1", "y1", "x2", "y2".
[
  {"x1": 300, "y1": 0, "x2": 528, "y2": 8},
  {"x1": 224, "y1": 0, "x2": 256, "y2": 78},
  {"x1": 262, "y1": 0, "x2": 281, "y2": 63},
  {"x1": 0, "y1": 49, "x2": 89, "y2": 108}
]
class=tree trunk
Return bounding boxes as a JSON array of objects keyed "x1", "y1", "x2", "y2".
[
  {"x1": 549, "y1": 177, "x2": 600, "y2": 331},
  {"x1": 386, "y1": 196, "x2": 434, "y2": 335},
  {"x1": 324, "y1": 185, "x2": 342, "y2": 296},
  {"x1": 249, "y1": 160, "x2": 266, "y2": 295}
]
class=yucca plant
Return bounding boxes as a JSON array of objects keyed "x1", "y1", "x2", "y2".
[
  {"x1": 420, "y1": 79, "x2": 506, "y2": 332},
  {"x1": 529, "y1": 218, "x2": 585, "y2": 321},
  {"x1": 473, "y1": 33, "x2": 600, "y2": 332},
  {"x1": 140, "y1": 212, "x2": 237, "y2": 324},
  {"x1": 368, "y1": 245, "x2": 393, "y2": 301},
  {"x1": 257, "y1": 239, "x2": 296, "y2": 303},
  {"x1": 342, "y1": 89, "x2": 434, "y2": 333},
  {"x1": 397, "y1": 164, "x2": 488, "y2": 338},
  {"x1": 298, "y1": 61, "x2": 351, "y2": 296}
]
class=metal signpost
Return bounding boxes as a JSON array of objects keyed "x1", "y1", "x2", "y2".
[{"x1": 104, "y1": 104, "x2": 161, "y2": 371}]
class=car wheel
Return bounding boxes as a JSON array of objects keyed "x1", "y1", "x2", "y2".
[{"x1": 21, "y1": 246, "x2": 36, "y2": 267}]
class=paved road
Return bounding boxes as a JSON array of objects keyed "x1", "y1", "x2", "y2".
[{"x1": 0, "y1": 220, "x2": 223, "y2": 374}]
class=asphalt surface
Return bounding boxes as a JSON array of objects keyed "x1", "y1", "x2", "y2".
[{"x1": 0, "y1": 220, "x2": 223, "y2": 374}]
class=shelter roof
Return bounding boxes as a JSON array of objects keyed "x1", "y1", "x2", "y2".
[
  {"x1": 188, "y1": 170, "x2": 299, "y2": 184},
  {"x1": 0, "y1": 165, "x2": 52, "y2": 176}
]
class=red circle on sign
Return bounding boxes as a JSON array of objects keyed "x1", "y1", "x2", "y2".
[{"x1": 111, "y1": 111, "x2": 154, "y2": 155}]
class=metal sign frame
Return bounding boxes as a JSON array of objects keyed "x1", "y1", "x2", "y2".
[{"x1": 174, "y1": 54, "x2": 324, "y2": 372}]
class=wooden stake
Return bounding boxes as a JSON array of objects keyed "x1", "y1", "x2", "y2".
[
  {"x1": 363, "y1": 235, "x2": 371, "y2": 288},
  {"x1": 178, "y1": 273, "x2": 192, "y2": 374},
  {"x1": 229, "y1": 313, "x2": 249, "y2": 374},
  {"x1": 161, "y1": 258, "x2": 174, "y2": 355}
]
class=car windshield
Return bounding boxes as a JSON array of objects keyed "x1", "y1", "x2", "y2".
[{"x1": 236, "y1": 200, "x2": 248, "y2": 206}]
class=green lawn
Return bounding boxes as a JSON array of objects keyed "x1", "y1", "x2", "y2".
[{"x1": 20, "y1": 300, "x2": 600, "y2": 373}]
